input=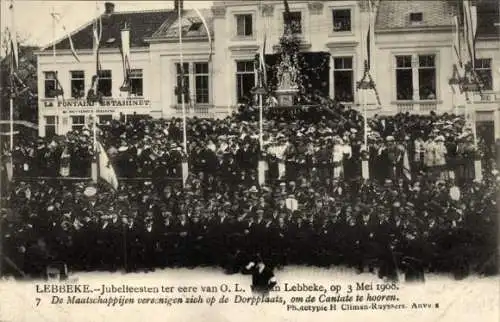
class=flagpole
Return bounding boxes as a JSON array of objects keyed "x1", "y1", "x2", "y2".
[
  {"x1": 91, "y1": 1, "x2": 99, "y2": 183},
  {"x1": 178, "y1": 3, "x2": 188, "y2": 187},
  {"x1": 9, "y1": 0, "x2": 15, "y2": 152},
  {"x1": 51, "y1": 7, "x2": 60, "y2": 135}
]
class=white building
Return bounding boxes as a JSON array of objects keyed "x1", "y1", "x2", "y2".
[{"x1": 35, "y1": 0, "x2": 500, "y2": 139}]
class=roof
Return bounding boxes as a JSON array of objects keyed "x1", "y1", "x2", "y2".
[
  {"x1": 376, "y1": 0, "x2": 455, "y2": 31},
  {"x1": 150, "y1": 9, "x2": 213, "y2": 40},
  {"x1": 476, "y1": 0, "x2": 500, "y2": 39},
  {"x1": 48, "y1": 9, "x2": 177, "y2": 51}
]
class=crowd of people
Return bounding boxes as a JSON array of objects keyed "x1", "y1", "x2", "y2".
[
  {"x1": 2, "y1": 173, "x2": 498, "y2": 280},
  {"x1": 1, "y1": 101, "x2": 499, "y2": 280},
  {"x1": 3, "y1": 101, "x2": 498, "y2": 185}
]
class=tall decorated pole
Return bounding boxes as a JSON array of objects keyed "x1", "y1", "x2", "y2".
[
  {"x1": 357, "y1": 0, "x2": 379, "y2": 180},
  {"x1": 7, "y1": 0, "x2": 17, "y2": 183},
  {"x1": 178, "y1": 2, "x2": 188, "y2": 187},
  {"x1": 461, "y1": 0, "x2": 482, "y2": 181},
  {"x1": 9, "y1": 0, "x2": 16, "y2": 153},
  {"x1": 255, "y1": 2, "x2": 268, "y2": 186},
  {"x1": 90, "y1": 1, "x2": 102, "y2": 183}
]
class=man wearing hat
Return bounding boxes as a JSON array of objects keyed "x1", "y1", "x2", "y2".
[{"x1": 385, "y1": 136, "x2": 403, "y2": 180}]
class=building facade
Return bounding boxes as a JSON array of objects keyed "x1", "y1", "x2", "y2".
[{"x1": 35, "y1": 0, "x2": 500, "y2": 138}]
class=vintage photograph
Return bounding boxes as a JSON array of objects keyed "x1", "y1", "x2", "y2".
[{"x1": 0, "y1": 0, "x2": 499, "y2": 320}]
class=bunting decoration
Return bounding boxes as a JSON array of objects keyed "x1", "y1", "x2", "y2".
[{"x1": 51, "y1": 13, "x2": 80, "y2": 63}]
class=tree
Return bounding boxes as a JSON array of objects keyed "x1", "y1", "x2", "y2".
[{"x1": 0, "y1": 29, "x2": 38, "y2": 123}]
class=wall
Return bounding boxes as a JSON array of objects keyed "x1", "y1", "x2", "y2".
[
  {"x1": 37, "y1": 48, "x2": 152, "y2": 135},
  {"x1": 212, "y1": 0, "x2": 368, "y2": 110}
]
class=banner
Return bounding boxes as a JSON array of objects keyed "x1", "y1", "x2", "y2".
[{"x1": 98, "y1": 142, "x2": 118, "y2": 190}]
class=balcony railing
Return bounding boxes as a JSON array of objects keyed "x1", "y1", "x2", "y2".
[
  {"x1": 419, "y1": 102, "x2": 438, "y2": 112},
  {"x1": 393, "y1": 100, "x2": 440, "y2": 114}
]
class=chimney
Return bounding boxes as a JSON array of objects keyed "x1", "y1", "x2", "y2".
[
  {"x1": 174, "y1": 0, "x2": 183, "y2": 13},
  {"x1": 104, "y1": 2, "x2": 115, "y2": 15}
]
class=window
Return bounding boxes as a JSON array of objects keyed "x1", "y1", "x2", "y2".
[
  {"x1": 44, "y1": 116, "x2": 57, "y2": 138},
  {"x1": 475, "y1": 58, "x2": 492, "y2": 90},
  {"x1": 70, "y1": 71, "x2": 85, "y2": 99},
  {"x1": 395, "y1": 54, "x2": 437, "y2": 101},
  {"x1": 129, "y1": 69, "x2": 143, "y2": 97},
  {"x1": 332, "y1": 9, "x2": 351, "y2": 32},
  {"x1": 194, "y1": 63, "x2": 209, "y2": 104},
  {"x1": 97, "y1": 70, "x2": 112, "y2": 97},
  {"x1": 409, "y1": 12, "x2": 423, "y2": 24},
  {"x1": 236, "y1": 14, "x2": 253, "y2": 36},
  {"x1": 395, "y1": 55, "x2": 413, "y2": 100},
  {"x1": 189, "y1": 22, "x2": 202, "y2": 32},
  {"x1": 175, "y1": 63, "x2": 189, "y2": 104},
  {"x1": 44, "y1": 71, "x2": 57, "y2": 98},
  {"x1": 71, "y1": 116, "x2": 85, "y2": 131},
  {"x1": 284, "y1": 11, "x2": 302, "y2": 34},
  {"x1": 99, "y1": 115, "x2": 113, "y2": 124},
  {"x1": 418, "y1": 55, "x2": 436, "y2": 100},
  {"x1": 236, "y1": 61, "x2": 255, "y2": 104},
  {"x1": 333, "y1": 57, "x2": 354, "y2": 102}
]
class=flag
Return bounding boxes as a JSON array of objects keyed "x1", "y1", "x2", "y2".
[
  {"x1": 51, "y1": 13, "x2": 80, "y2": 62},
  {"x1": 463, "y1": 0, "x2": 477, "y2": 67},
  {"x1": 258, "y1": 160, "x2": 267, "y2": 185},
  {"x1": 54, "y1": 71, "x2": 64, "y2": 98},
  {"x1": 4, "y1": 156, "x2": 13, "y2": 181},
  {"x1": 182, "y1": 161, "x2": 189, "y2": 187},
  {"x1": 192, "y1": 7, "x2": 213, "y2": 62},
  {"x1": 89, "y1": 15, "x2": 103, "y2": 96},
  {"x1": 98, "y1": 142, "x2": 118, "y2": 190},
  {"x1": 402, "y1": 148, "x2": 411, "y2": 180},
  {"x1": 59, "y1": 147, "x2": 70, "y2": 177},
  {"x1": 8, "y1": 1, "x2": 18, "y2": 70},
  {"x1": 8, "y1": 2, "x2": 18, "y2": 70},
  {"x1": 285, "y1": 196, "x2": 298, "y2": 211},
  {"x1": 93, "y1": 14, "x2": 103, "y2": 79},
  {"x1": 260, "y1": 34, "x2": 267, "y2": 87},
  {"x1": 365, "y1": 0, "x2": 375, "y2": 71},
  {"x1": 452, "y1": 15, "x2": 463, "y2": 70},
  {"x1": 119, "y1": 23, "x2": 131, "y2": 92}
]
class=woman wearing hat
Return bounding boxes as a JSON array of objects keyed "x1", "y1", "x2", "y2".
[
  {"x1": 434, "y1": 135, "x2": 448, "y2": 180},
  {"x1": 332, "y1": 137, "x2": 344, "y2": 179}
]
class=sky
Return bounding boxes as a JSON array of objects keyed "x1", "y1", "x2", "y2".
[{"x1": 1, "y1": 0, "x2": 213, "y2": 47}]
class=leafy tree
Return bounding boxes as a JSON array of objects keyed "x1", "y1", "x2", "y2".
[{"x1": 0, "y1": 29, "x2": 38, "y2": 123}]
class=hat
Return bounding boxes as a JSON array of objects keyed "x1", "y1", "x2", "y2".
[
  {"x1": 84, "y1": 186, "x2": 97, "y2": 197},
  {"x1": 386, "y1": 136, "x2": 395, "y2": 142},
  {"x1": 248, "y1": 186, "x2": 258, "y2": 193},
  {"x1": 435, "y1": 135, "x2": 445, "y2": 142}
]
